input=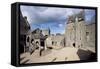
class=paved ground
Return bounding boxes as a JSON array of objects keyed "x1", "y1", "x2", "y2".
[{"x1": 20, "y1": 47, "x2": 93, "y2": 64}]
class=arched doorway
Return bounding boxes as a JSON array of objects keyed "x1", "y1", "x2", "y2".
[{"x1": 73, "y1": 43, "x2": 75, "y2": 47}]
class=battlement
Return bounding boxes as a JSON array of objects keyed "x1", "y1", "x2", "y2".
[{"x1": 67, "y1": 10, "x2": 85, "y2": 24}]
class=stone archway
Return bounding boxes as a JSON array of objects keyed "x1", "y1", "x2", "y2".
[{"x1": 73, "y1": 43, "x2": 75, "y2": 47}]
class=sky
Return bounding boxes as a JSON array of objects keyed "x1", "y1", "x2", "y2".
[{"x1": 20, "y1": 5, "x2": 96, "y2": 34}]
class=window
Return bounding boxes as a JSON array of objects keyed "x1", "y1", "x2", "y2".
[
  {"x1": 36, "y1": 41, "x2": 39, "y2": 44},
  {"x1": 86, "y1": 32, "x2": 89, "y2": 41},
  {"x1": 86, "y1": 32, "x2": 89, "y2": 36},
  {"x1": 31, "y1": 39, "x2": 34, "y2": 43},
  {"x1": 27, "y1": 36, "x2": 29, "y2": 42},
  {"x1": 52, "y1": 41, "x2": 54, "y2": 45}
]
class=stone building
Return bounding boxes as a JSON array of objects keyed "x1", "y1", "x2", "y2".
[
  {"x1": 86, "y1": 23, "x2": 95, "y2": 52},
  {"x1": 20, "y1": 11, "x2": 31, "y2": 54},
  {"x1": 65, "y1": 15, "x2": 76, "y2": 47},
  {"x1": 45, "y1": 34, "x2": 65, "y2": 48},
  {"x1": 31, "y1": 28, "x2": 47, "y2": 51},
  {"x1": 20, "y1": 9, "x2": 96, "y2": 54},
  {"x1": 75, "y1": 11, "x2": 86, "y2": 48},
  {"x1": 65, "y1": 10, "x2": 86, "y2": 48},
  {"x1": 65, "y1": 10, "x2": 95, "y2": 52}
]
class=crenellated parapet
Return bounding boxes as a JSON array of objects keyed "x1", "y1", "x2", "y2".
[
  {"x1": 67, "y1": 10, "x2": 85, "y2": 24},
  {"x1": 75, "y1": 10, "x2": 85, "y2": 22}
]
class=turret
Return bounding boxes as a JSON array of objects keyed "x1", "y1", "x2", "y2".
[{"x1": 75, "y1": 10, "x2": 85, "y2": 22}]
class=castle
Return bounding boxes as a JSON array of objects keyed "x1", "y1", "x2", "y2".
[{"x1": 20, "y1": 10, "x2": 96, "y2": 55}]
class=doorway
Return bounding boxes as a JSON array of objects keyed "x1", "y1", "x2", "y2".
[
  {"x1": 73, "y1": 43, "x2": 75, "y2": 47},
  {"x1": 41, "y1": 41, "x2": 44, "y2": 47}
]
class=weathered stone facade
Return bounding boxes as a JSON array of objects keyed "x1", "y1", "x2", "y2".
[
  {"x1": 20, "y1": 12, "x2": 31, "y2": 53},
  {"x1": 31, "y1": 28, "x2": 48, "y2": 51},
  {"x1": 45, "y1": 34, "x2": 65, "y2": 49},
  {"x1": 85, "y1": 23, "x2": 95, "y2": 52},
  {"x1": 65, "y1": 10, "x2": 95, "y2": 52},
  {"x1": 65, "y1": 11, "x2": 86, "y2": 48}
]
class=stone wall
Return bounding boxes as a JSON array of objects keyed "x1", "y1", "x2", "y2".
[
  {"x1": 65, "y1": 11, "x2": 95, "y2": 52},
  {"x1": 45, "y1": 35, "x2": 65, "y2": 48},
  {"x1": 86, "y1": 23, "x2": 95, "y2": 52}
]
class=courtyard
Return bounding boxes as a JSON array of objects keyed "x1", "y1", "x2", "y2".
[{"x1": 20, "y1": 47, "x2": 94, "y2": 64}]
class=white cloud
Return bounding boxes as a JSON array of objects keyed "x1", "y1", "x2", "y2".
[{"x1": 58, "y1": 24, "x2": 63, "y2": 27}]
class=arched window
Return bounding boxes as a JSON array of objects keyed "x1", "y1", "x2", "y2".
[
  {"x1": 36, "y1": 41, "x2": 39, "y2": 44},
  {"x1": 27, "y1": 36, "x2": 29, "y2": 42},
  {"x1": 52, "y1": 41, "x2": 54, "y2": 45},
  {"x1": 31, "y1": 39, "x2": 34, "y2": 43}
]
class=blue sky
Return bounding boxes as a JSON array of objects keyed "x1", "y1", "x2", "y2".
[{"x1": 20, "y1": 5, "x2": 95, "y2": 34}]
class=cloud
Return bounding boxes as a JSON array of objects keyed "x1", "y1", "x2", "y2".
[
  {"x1": 20, "y1": 5, "x2": 96, "y2": 34},
  {"x1": 20, "y1": 6, "x2": 83, "y2": 24},
  {"x1": 58, "y1": 24, "x2": 63, "y2": 27},
  {"x1": 85, "y1": 9, "x2": 95, "y2": 24}
]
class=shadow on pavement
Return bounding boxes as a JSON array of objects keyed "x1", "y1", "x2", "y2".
[{"x1": 77, "y1": 49, "x2": 96, "y2": 60}]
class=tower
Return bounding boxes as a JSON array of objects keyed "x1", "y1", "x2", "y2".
[
  {"x1": 75, "y1": 10, "x2": 86, "y2": 48},
  {"x1": 65, "y1": 15, "x2": 76, "y2": 47},
  {"x1": 65, "y1": 10, "x2": 86, "y2": 48}
]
